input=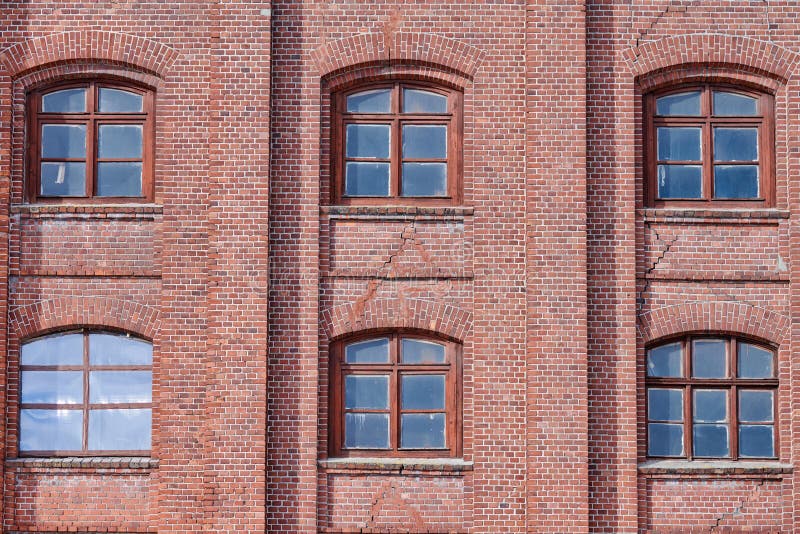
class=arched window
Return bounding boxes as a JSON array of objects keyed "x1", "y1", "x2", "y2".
[
  {"x1": 329, "y1": 333, "x2": 461, "y2": 458},
  {"x1": 27, "y1": 80, "x2": 154, "y2": 201},
  {"x1": 18, "y1": 329, "x2": 152, "y2": 456},
  {"x1": 333, "y1": 82, "x2": 462, "y2": 205},
  {"x1": 646, "y1": 335, "x2": 776, "y2": 460},
  {"x1": 645, "y1": 84, "x2": 774, "y2": 207}
]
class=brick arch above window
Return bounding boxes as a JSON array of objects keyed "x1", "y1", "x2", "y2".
[
  {"x1": 0, "y1": 30, "x2": 179, "y2": 80},
  {"x1": 637, "y1": 301, "x2": 789, "y2": 346},
  {"x1": 622, "y1": 33, "x2": 800, "y2": 85},
  {"x1": 10, "y1": 296, "x2": 161, "y2": 342},
  {"x1": 322, "y1": 298, "x2": 472, "y2": 343},
  {"x1": 312, "y1": 32, "x2": 485, "y2": 82}
]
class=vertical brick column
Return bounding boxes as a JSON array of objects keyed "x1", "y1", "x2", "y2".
[
  {"x1": 203, "y1": 2, "x2": 270, "y2": 532},
  {"x1": 0, "y1": 68, "x2": 11, "y2": 525},
  {"x1": 526, "y1": 1, "x2": 589, "y2": 531}
]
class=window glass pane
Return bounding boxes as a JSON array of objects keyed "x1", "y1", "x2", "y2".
[
  {"x1": 693, "y1": 389, "x2": 728, "y2": 423},
  {"x1": 89, "y1": 333, "x2": 152, "y2": 365},
  {"x1": 739, "y1": 390, "x2": 773, "y2": 422},
  {"x1": 714, "y1": 165, "x2": 759, "y2": 199},
  {"x1": 714, "y1": 91, "x2": 758, "y2": 116},
  {"x1": 96, "y1": 162, "x2": 143, "y2": 197},
  {"x1": 739, "y1": 425, "x2": 774, "y2": 457},
  {"x1": 98, "y1": 88, "x2": 143, "y2": 113},
  {"x1": 656, "y1": 91, "x2": 701, "y2": 116},
  {"x1": 345, "y1": 124, "x2": 390, "y2": 159},
  {"x1": 647, "y1": 388, "x2": 683, "y2": 421},
  {"x1": 646, "y1": 342, "x2": 682, "y2": 377},
  {"x1": 401, "y1": 162, "x2": 447, "y2": 197},
  {"x1": 648, "y1": 423, "x2": 683, "y2": 456},
  {"x1": 402, "y1": 125, "x2": 447, "y2": 159},
  {"x1": 344, "y1": 375, "x2": 389, "y2": 409},
  {"x1": 714, "y1": 128, "x2": 758, "y2": 161},
  {"x1": 347, "y1": 89, "x2": 391, "y2": 113},
  {"x1": 19, "y1": 409, "x2": 83, "y2": 451},
  {"x1": 692, "y1": 339, "x2": 727, "y2": 378},
  {"x1": 345, "y1": 162, "x2": 390, "y2": 196},
  {"x1": 401, "y1": 339, "x2": 446, "y2": 364},
  {"x1": 401, "y1": 375, "x2": 445, "y2": 410},
  {"x1": 42, "y1": 124, "x2": 86, "y2": 159},
  {"x1": 88, "y1": 408, "x2": 151, "y2": 450},
  {"x1": 21, "y1": 332, "x2": 84, "y2": 366},
  {"x1": 21, "y1": 371, "x2": 83, "y2": 404},
  {"x1": 345, "y1": 338, "x2": 390, "y2": 364},
  {"x1": 403, "y1": 89, "x2": 447, "y2": 113},
  {"x1": 90, "y1": 371, "x2": 152, "y2": 404},
  {"x1": 42, "y1": 88, "x2": 87, "y2": 113},
  {"x1": 738, "y1": 343, "x2": 773, "y2": 379},
  {"x1": 693, "y1": 424, "x2": 729, "y2": 457},
  {"x1": 657, "y1": 127, "x2": 701, "y2": 161},
  {"x1": 344, "y1": 413, "x2": 389, "y2": 448},
  {"x1": 41, "y1": 162, "x2": 86, "y2": 196},
  {"x1": 657, "y1": 165, "x2": 702, "y2": 199},
  {"x1": 98, "y1": 125, "x2": 143, "y2": 159},
  {"x1": 401, "y1": 413, "x2": 446, "y2": 449}
]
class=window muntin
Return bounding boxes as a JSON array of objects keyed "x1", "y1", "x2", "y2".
[
  {"x1": 646, "y1": 85, "x2": 773, "y2": 206},
  {"x1": 28, "y1": 81, "x2": 154, "y2": 202},
  {"x1": 19, "y1": 330, "x2": 152, "y2": 456},
  {"x1": 330, "y1": 333, "x2": 461, "y2": 458},
  {"x1": 646, "y1": 336, "x2": 777, "y2": 460},
  {"x1": 334, "y1": 82, "x2": 461, "y2": 205}
]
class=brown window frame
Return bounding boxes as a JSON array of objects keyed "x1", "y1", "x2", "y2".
[
  {"x1": 332, "y1": 81, "x2": 463, "y2": 206},
  {"x1": 645, "y1": 335, "x2": 778, "y2": 461},
  {"x1": 329, "y1": 332, "x2": 462, "y2": 458},
  {"x1": 27, "y1": 79, "x2": 155, "y2": 203},
  {"x1": 18, "y1": 329, "x2": 152, "y2": 457},
  {"x1": 644, "y1": 84, "x2": 775, "y2": 208}
]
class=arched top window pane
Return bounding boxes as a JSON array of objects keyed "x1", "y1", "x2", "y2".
[
  {"x1": 42, "y1": 88, "x2": 86, "y2": 113},
  {"x1": 401, "y1": 338, "x2": 446, "y2": 364},
  {"x1": 656, "y1": 91, "x2": 701, "y2": 116},
  {"x1": 713, "y1": 91, "x2": 758, "y2": 116},
  {"x1": 403, "y1": 88, "x2": 447, "y2": 113},
  {"x1": 344, "y1": 337, "x2": 390, "y2": 364},
  {"x1": 89, "y1": 332, "x2": 153, "y2": 365},
  {"x1": 21, "y1": 331, "x2": 84, "y2": 366},
  {"x1": 346, "y1": 89, "x2": 391, "y2": 113},
  {"x1": 98, "y1": 87, "x2": 144, "y2": 113}
]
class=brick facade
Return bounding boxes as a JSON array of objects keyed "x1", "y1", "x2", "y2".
[{"x1": 0, "y1": 1, "x2": 798, "y2": 532}]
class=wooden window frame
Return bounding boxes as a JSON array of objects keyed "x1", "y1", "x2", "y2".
[
  {"x1": 27, "y1": 79, "x2": 155, "y2": 203},
  {"x1": 18, "y1": 329, "x2": 152, "y2": 457},
  {"x1": 645, "y1": 335, "x2": 778, "y2": 461},
  {"x1": 329, "y1": 332, "x2": 462, "y2": 458},
  {"x1": 644, "y1": 84, "x2": 775, "y2": 208},
  {"x1": 332, "y1": 81, "x2": 463, "y2": 206}
]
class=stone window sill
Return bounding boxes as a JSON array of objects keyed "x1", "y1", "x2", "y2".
[
  {"x1": 640, "y1": 207, "x2": 789, "y2": 224},
  {"x1": 318, "y1": 457, "x2": 473, "y2": 475},
  {"x1": 638, "y1": 459, "x2": 792, "y2": 476},
  {"x1": 6, "y1": 456, "x2": 158, "y2": 471},
  {"x1": 12, "y1": 203, "x2": 163, "y2": 220},
  {"x1": 321, "y1": 205, "x2": 473, "y2": 221}
]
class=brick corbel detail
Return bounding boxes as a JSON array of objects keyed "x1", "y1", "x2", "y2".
[
  {"x1": 637, "y1": 301, "x2": 789, "y2": 346},
  {"x1": 312, "y1": 32, "x2": 485, "y2": 80},
  {"x1": 622, "y1": 33, "x2": 800, "y2": 86},
  {"x1": 322, "y1": 298, "x2": 472, "y2": 342},
  {"x1": 0, "y1": 30, "x2": 179, "y2": 79},
  {"x1": 9, "y1": 297, "x2": 161, "y2": 341}
]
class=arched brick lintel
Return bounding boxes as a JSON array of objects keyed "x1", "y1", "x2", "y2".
[
  {"x1": 9, "y1": 297, "x2": 161, "y2": 342},
  {"x1": 622, "y1": 33, "x2": 800, "y2": 86},
  {"x1": 312, "y1": 32, "x2": 485, "y2": 81},
  {"x1": 637, "y1": 301, "x2": 790, "y2": 346},
  {"x1": 0, "y1": 30, "x2": 179, "y2": 79},
  {"x1": 322, "y1": 298, "x2": 472, "y2": 343}
]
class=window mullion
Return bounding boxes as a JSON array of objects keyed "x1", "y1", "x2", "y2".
[
  {"x1": 685, "y1": 384, "x2": 693, "y2": 460},
  {"x1": 82, "y1": 330, "x2": 90, "y2": 452}
]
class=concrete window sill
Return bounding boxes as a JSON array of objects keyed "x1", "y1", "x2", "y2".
[
  {"x1": 6, "y1": 456, "x2": 158, "y2": 471},
  {"x1": 318, "y1": 457, "x2": 473, "y2": 475},
  {"x1": 638, "y1": 459, "x2": 792, "y2": 476}
]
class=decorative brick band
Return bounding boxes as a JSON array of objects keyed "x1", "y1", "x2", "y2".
[
  {"x1": 0, "y1": 30, "x2": 179, "y2": 79},
  {"x1": 622, "y1": 33, "x2": 800, "y2": 86},
  {"x1": 321, "y1": 298, "x2": 472, "y2": 342},
  {"x1": 312, "y1": 32, "x2": 485, "y2": 80},
  {"x1": 637, "y1": 301, "x2": 789, "y2": 346},
  {"x1": 10, "y1": 297, "x2": 161, "y2": 341}
]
